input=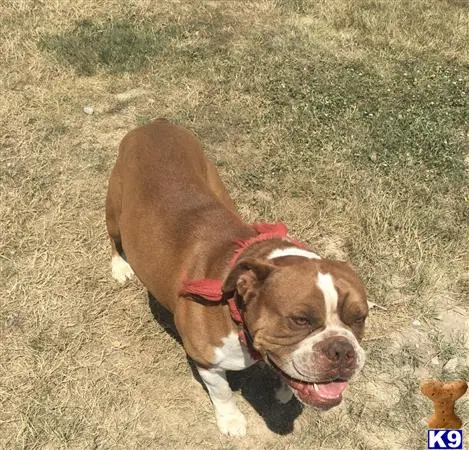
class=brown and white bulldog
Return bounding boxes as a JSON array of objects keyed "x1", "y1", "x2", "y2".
[{"x1": 106, "y1": 119, "x2": 368, "y2": 436}]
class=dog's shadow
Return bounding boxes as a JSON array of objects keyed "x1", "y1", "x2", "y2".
[{"x1": 148, "y1": 293, "x2": 302, "y2": 435}]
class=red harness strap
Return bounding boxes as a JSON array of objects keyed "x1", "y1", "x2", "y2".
[
  {"x1": 180, "y1": 279, "x2": 243, "y2": 324},
  {"x1": 181, "y1": 223, "x2": 304, "y2": 361},
  {"x1": 181, "y1": 278, "x2": 223, "y2": 302}
]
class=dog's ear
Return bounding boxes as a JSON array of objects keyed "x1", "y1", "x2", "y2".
[{"x1": 223, "y1": 258, "x2": 276, "y2": 298}]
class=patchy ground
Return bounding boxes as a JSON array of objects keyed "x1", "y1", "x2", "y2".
[{"x1": 1, "y1": 0, "x2": 468, "y2": 448}]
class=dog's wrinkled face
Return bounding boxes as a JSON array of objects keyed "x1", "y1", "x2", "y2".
[{"x1": 223, "y1": 257, "x2": 368, "y2": 410}]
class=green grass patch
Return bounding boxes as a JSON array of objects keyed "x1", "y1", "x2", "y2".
[
  {"x1": 39, "y1": 19, "x2": 171, "y2": 75},
  {"x1": 240, "y1": 43, "x2": 468, "y2": 181}
]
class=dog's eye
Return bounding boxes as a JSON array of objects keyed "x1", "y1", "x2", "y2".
[
  {"x1": 354, "y1": 317, "x2": 366, "y2": 324},
  {"x1": 291, "y1": 316, "x2": 310, "y2": 327}
]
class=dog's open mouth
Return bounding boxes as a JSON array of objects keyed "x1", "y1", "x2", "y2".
[
  {"x1": 286, "y1": 377, "x2": 348, "y2": 408},
  {"x1": 268, "y1": 357, "x2": 348, "y2": 409}
]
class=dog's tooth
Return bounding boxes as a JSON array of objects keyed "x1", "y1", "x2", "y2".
[{"x1": 313, "y1": 383, "x2": 319, "y2": 392}]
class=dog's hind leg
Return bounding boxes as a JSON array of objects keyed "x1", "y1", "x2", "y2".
[
  {"x1": 106, "y1": 166, "x2": 134, "y2": 283},
  {"x1": 110, "y1": 244, "x2": 134, "y2": 283}
]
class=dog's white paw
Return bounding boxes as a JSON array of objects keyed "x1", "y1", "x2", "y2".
[
  {"x1": 111, "y1": 256, "x2": 134, "y2": 283},
  {"x1": 216, "y1": 411, "x2": 247, "y2": 437},
  {"x1": 275, "y1": 382, "x2": 293, "y2": 404}
]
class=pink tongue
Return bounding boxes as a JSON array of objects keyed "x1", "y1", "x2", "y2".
[{"x1": 316, "y1": 381, "x2": 348, "y2": 399}]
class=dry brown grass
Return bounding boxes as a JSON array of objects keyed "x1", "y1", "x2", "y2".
[{"x1": 1, "y1": 0, "x2": 469, "y2": 448}]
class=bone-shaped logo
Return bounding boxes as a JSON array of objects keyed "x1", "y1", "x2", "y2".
[{"x1": 420, "y1": 379, "x2": 467, "y2": 429}]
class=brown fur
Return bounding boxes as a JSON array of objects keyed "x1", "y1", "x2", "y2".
[
  {"x1": 106, "y1": 119, "x2": 367, "y2": 369},
  {"x1": 106, "y1": 119, "x2": 255, "y2": 366}
]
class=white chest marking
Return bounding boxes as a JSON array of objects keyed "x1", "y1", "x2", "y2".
[
  {"x1": 316, "y1": 272, "x2": 339, "y2": 326},
  {"x1": 267, "y1": 247, "x2": 321, "y2": 260},
  {"x1": 213, "y1": 333, "x2": 256, "y2": 371}
]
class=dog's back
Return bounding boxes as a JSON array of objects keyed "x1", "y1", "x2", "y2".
[{"x1": 106, "y1": 119, "x2": 251, "y2": 309}]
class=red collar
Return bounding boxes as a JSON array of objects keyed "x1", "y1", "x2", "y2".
[{"x1": 181, "y1": 223, "x2": 305, "y2": 360}]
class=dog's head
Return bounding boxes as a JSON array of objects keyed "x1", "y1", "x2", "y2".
[{"x1": 223, "y1": 256, "x2": 368, "y2": 409}]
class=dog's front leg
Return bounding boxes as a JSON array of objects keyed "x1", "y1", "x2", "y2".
[{"x1": 197, "y1": 366, "x2": 247, "y2": 437}]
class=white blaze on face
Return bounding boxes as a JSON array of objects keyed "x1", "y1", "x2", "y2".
[{"x1": 316, "y1": 272, "x2": 340, "y2": 326}]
